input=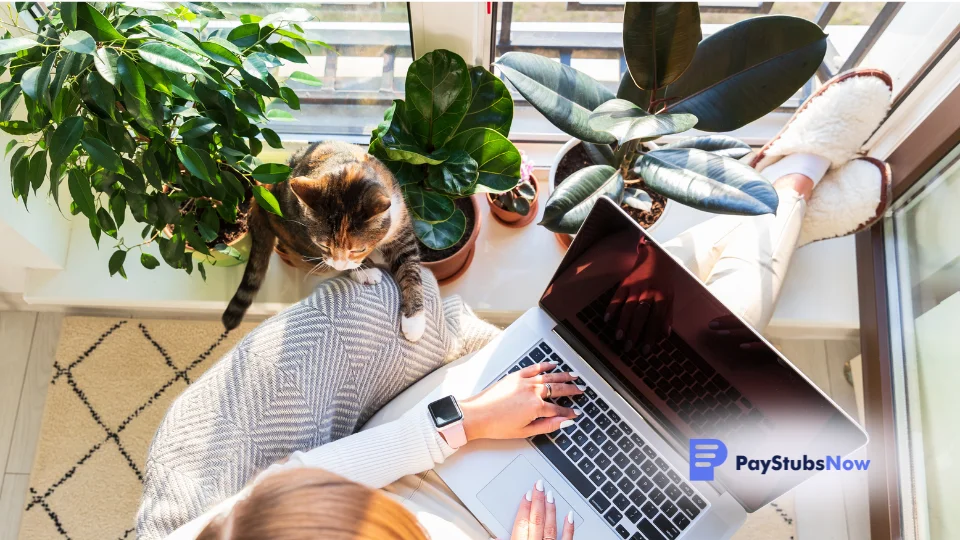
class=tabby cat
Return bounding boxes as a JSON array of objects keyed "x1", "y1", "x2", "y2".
[{"x1": 222, "y1": 141, "x2": 426, "y2": 341}]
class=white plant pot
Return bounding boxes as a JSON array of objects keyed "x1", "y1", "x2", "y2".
[{"x1": 547, "y1": 138, "x2": 671, "y2": 242}]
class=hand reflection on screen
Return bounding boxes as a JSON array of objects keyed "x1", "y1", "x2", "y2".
[
  {"x1": 708, "y1": 315, "x2": 766, "y2": 352},
  {"x1": 603, "y1": 237, "x2": 674, "y2": 353}
]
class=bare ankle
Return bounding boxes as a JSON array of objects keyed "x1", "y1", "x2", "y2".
[{"x1": 773, "y1": 173, "x2": 814, "y2": 201}]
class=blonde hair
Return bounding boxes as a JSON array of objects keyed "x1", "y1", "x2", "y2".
[{"x1": 197, "y1": 468, "x2": 428, "y2": 540}]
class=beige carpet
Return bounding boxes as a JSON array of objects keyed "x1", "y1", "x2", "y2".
[{"x1": 19, "y1": 316, "x2": 796, "y2": 540}]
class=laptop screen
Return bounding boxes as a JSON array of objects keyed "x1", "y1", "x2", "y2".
[{"x1": 539, "y1": 197, "x2": 867, "y2": 512}]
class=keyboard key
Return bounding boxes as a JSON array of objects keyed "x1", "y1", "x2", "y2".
[
  {"x1": 608, "y1": 425, "x2": 624, "y2": 441},
  {"x1": 583, "y1": 442, "x2": 600, "y2": 458},
  {"x1": 606, "y1": 464, "x2": 624, "y2": 483},
  {"x1": 625, "y1": 464, "x2": 643, "y2": 481},
  {"x1": 665, "y1": 485, "x2": 682, "y2": 501},
  {"x1": 661, "y1": 499, "x2": 678, "y2": 517},
  {"x1": 626, "y1": 506, "x2": 642, "y2": 524},
  {"x1": 590, "y1": 469, "x2": 607, "y2": 487},
  {"x1": 509, "y1": 366, "x2": 521, "y2": 373},
  {"x1": 531, "y1": 435, "x2": 594, "y2": 498},
  {"x1": 654, "y1": 514, "x2": 682, "y2": 539},
  {"x1": 679, "y1": 483, "x2": 694, "y2": 497},
  {"x1": 613, "y1": 452, "x2": 630, "y2": 468},
  {"x1": 608, "y1": 410, "x2": 621, "y2": 422},
  {"x1": 590, "y1": 430, "x2": 608, "y2": 445},
  {"x1": 602, "y1": 441, "x2": 619, "y2": 456},
  {"x1": 672, "y1": 512, "x2": 691, "y2": 530},
  {"x1": 643, "y1": 445, "x2": 657, "y2": 459},
  {"x1": 578, "y1": 459, "x2": 595, "y2": 475},
  {"x1": 649, "y1": 488, "x2": 666, "y2": 505},
  {"x1": 568, "y1": 446, "x2": 584, "y2": 462},
  {"x1": 590, "y1": 493, "x2": 611, "y2": 513},
  {"x1": 530, "y1": 348, "x2": 546, "y2": 362},
  {"x1": 596, "y1": 398, "x2": 610, "y2": 411},
  {"x1": 572, "y1": 393, "x2": 589, "y2": 405},
  {"x1": 602, "y1": 482, "x2": 619, "y2": 499},
  {"x1": 562, "y1": 421, "x2": 578, "y2": 434},
  {"x1": 692, "y1": 495, "x2": 707, "y2": 509},
  {"x1": 596, "y1": 413, "x2": 612, "y2": 429},
  {"x1": 653, "y1": 472, "x2": 670, "y2": 489},
  {"x1": 638, "y1": 518, "x2": 668, "y2": 540},
  {"x1": 557, "y1": 396, "x2": 574, "y2": 408},
  {"x1": 667, "y1": 470, "x2": 681, "y2": 484},
  {"x1": 630, "y1": 433, "x2": 645, "y2": 447},
  {"x1": 561, "y1": 364, "x2": 573, "y2": 373},
  {"x1": 572, "y1": 430, "x2": 589, "y2": 446},
  {"x1": 616, "y1": 524, "x2": 630, "y2": 539},
  {"x1": 641, "y1": 501, "x2": 659, "y2": 518},
  {"x1": 655, "y1": 457, "x2": 669, "y2": 471},
  {"x1": 550, "y1": 353, "x2": 562, "y2": 363},
  {"x1": 604, "y1": 508, "x2": 623, "y2": 527},
  {"x1": 539, "y1": 342, "x2": 553, "y2": 354},
  {"x1": 579, "y1": 418, "x2": 596, "y2": 434},
  {"x1": 629, "y1": 488, "x2": 647, "y2": 507},
  {"x1": 518, "y1": 357, "x2": 534, "y2": 367},
  {"x1": 618, "y1": 437, "x2": 635, "y2": 453},
  {"x1": 555, "y1": 434, "x2": 572, "y2": 451},
  {"x1": 613, "y1": 493, "x2": 631, "y2": 510},
  {"x1": 595, "y1": 453, "x2": 611, "y2": 470},
  {"x1": 617, "y1": 477, "x2": 634, "y2": 494},
  {"x1": 585, "y1": 403, "x2": 601, "y2": 416},
  {"x1": 677, "y1": 496, "x2": 700, "y2": 519},
  {"x1": 641, "y1": 460, "x2": 657, "y2": 476},
  {"x1": 585, "y1": 387, "x2": 598, "y2": 399},
  {"x1": 629, "y1": 448, "x2": 645, "y2": 463},
  {"x1": 620, "y1": 422, "x2": 633, "y2": 435},
  {"x1": 636, "y1": 476, "x2": 654, "y2": 493}
]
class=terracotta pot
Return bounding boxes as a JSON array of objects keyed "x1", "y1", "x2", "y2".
[
  {"x1": 421, "y1": 195, "x2": 482, "y2": 285},
  {"x1": 486, "y1": 175, "x2": 540, "y2": 228},
  {"x1": 162, "y1": 224, "x2": 251, "y2": 268},
  {"x1": 548, "y1": 138, "x2": 672, "y2": 249}
]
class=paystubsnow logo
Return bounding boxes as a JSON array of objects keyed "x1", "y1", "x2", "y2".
[{"x1": 688, "y1": 439, "x2": 870, "y2": 481}]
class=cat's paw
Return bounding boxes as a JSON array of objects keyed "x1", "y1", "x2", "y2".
[
  {"x1": 401, "y1": 312, "x2": 426, "y2": 342},
  {"x1": 349, "y1": 267, "x2": 383, "y2": 285}
]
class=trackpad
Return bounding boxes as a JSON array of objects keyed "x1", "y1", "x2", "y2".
[{"x1": 477, "y1": 455, "x2": 583, "y2": 533}]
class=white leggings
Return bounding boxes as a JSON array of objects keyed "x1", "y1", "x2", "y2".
[{"x1": 662, "y1": 188, "x2": 807, "y2": 330}]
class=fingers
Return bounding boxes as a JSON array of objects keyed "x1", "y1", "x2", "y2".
[
  {"x1": 561, "y1": 511, "x2": 575, "y2": 540},
  {"x1": 539, "y1": 401, "x2": 578, "y2": 419},
  {"x1": 511, "y1": 490, "x2": 532, "y2": 540},
  {"x1": 544, "y1": 490, "x2": 558, "y2": 540},
  {"x1": 537, "y1": 381, "x2": 583, "y2": 400},
  {"x1": 536, "y1": 372, "x2": 580, "y2": 384},
  {"x1": 528, "y1": 479, "x2": 546, "y2": 540},
  {"x1": 519, "y1": 361, "x2": 556, "y2": 378},
  {"x1": 605, "y1": 285, "x2": 628, "y2": 322},
  {"x1": 523, "y1": 415, "x2": 577, "y2": 437},
  {"x1": 624, "y1": 299, "x2": 652, "y2": 351},
  {"x1": 708, "y1": 314, "x2": 742, "y2": 330}
]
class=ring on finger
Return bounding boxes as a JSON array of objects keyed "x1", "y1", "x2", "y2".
[{"x1": 544, "y1": 383, "x2": 552, "y2": 399}]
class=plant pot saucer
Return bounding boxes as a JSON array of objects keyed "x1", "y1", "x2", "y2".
[{"x1": 434, "y1": 242, "x2": 476, "y2": 285}]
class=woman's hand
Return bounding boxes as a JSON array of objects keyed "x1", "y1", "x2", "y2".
[
  {"x1": 509, "y1": 480, "x2": 575, "y2": 540},
  {"x1": 459, "y1": 362, "x2": 583, "y2": 442},
  {"x1": 604, "y1": 240, "x2": 674, "y2": 353}
]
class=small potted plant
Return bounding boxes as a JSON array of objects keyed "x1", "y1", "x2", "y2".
[
  {"x1": 370, "y1": 49, "x2": 522, "y2": 283},
  {"x1": 1, "y1": 2, "x2": 323, "y2": 277},
  {"x1": 487, "y1": 151, "x2": 539, "y2": 227},
  {"x1": 496, "y1": 3, "x2": 828, "y2": 243}
]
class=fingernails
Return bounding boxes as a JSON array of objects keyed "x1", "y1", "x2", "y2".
[
  {"x1": 718, "y1": 329, "x2": 730, "y2": 336},
  {"x1": 567, "y1": 511, "x2": 575, "y2": 525},
  {"x1": 569, "y1": 372, "x2": 580, "y2": 379},
  {"x1": 559, "y1": 419, "x2": 575, "y2": 429},
  {"x1": 575, "y1": 383, "x2": 587, "y2": 391},
  {"x1": 615, "y1": 329, "x2": 624, "y2": 340},
  {"x1": 709, "y1": 320, "x2": 720, "y2": 329},
  {"x1": 525, "y1": 490, "x2": 532, "y2": 502},
  {"x1": 573, "y1": 408, "x2": 582, "y2": 416},
  {"x1": 535, "y1": 479, "x2": 544, "y2": 492},
  {"x1": 546, "y1": 490, "x2": 554, "y2": 504},
  {"x1": 604, "y1": 313, "x2": 611, "y2": 322},
  {"x1": 624, "y1": 340, "x2": 633, "y2": 352}
]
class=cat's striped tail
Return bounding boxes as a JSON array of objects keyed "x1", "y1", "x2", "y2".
[{"x1": 222, "y1": 208, "x2": 275, "y2": 330}]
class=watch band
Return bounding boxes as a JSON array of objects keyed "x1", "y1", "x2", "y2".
[{"x1": 438, "y1": 419, "x2": 467, "y2": 449}]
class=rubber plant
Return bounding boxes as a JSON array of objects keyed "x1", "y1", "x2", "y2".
[
  {"x1": 0, "y1": 2, "x2": 327, "y2": 278},
  {"x1": 495, "y1": 3, "x2": 828, "y2": 234},
  {"x1": 369, "y1": 48, "x2": 522, "y2": 251}
]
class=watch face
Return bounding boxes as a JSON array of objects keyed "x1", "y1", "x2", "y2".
[{"x1": 428, "y1": 396, "x2": 462, "y2": 428}]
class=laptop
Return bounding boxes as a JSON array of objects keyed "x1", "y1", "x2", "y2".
[{"x1": 426, "y1": 197, "x2": 868, "y2": 540}]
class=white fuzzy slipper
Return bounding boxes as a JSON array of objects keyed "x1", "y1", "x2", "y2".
[
  {"x1": 798, "y1": 156, "x2": 891, "y2": 246},
  {"x1": 751, "y1": 69, "x2": 893, "y2": 171}
]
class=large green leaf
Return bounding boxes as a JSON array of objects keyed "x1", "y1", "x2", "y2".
[
  {"x1": 0, "y1": 121, "x2": 38, "y2": 135},
  {"x1": 252, "y1": 185, "x2": 282, "y2": 215},
  {"x1": 60, "y1": 2, "x2": 78, "y2": 29},
  {"x1": 62, "y1": 30, "x2": 96, "y2": 55},
  {"x1": 622, "y1": 2, "x2": 701, "y2": 90},
  {"x1": 287, "y1": 70, "x2": 323, "y2": 86},
  {"x1": 496, "y1": 51, "x2": 615, "y2": 144},
  {"x1": 138, "y1": 42, "x2": 207, "y2": 78},
  {"x1": 585, "y1": 99, "x2": 648, "y2": 140},
  {"x1": 636, "y1": 148, "x2": 778, "y2": 215},
  {"x1": 582, "y1": 142, "x2": 615, "y2": 167},
  {"x1": 28, "y1": 151, "x2": 46, "y2": 192},
  {"x1": 456, "y1": 66, "x2": 512, "y2": 137},
  {"x1": 376, "y1": 100, "x2": 445, "y2": 165},
  {"x1": 144, "y1": 24, "x2": 206, "y2": 56},
  {"x1": 540, "y1": 165, "x2": 622, "y2": 234},
  {"x1": 77, "y1": 3, "x2": 124, "y2": 42},
  {"x1": 200, "y1": 40, "x2": 241, "y2": 66},
  {"x1": 427, "y1": 150, "x2": 478, "y2": 196},
  {"x1": 444, "y1": 127, "x2": 521, "y2": 193},
  {"x1": 0, "y1": 37, "x2": 38, "y2": 55},
  {"x1": 252, "y1": 163, "x2": 291, "y2": 184},
  {"x1": 67, "y1": 169, "x2": 96, "y2": 219},
  {"x1": 663, "y1": 135, "x2": 752, "y2": 159},
  {"x1": 83, "y1": 71, "x2": 116, "y2": 120},
  {"x1": 664, "y1": 16, "x2": 827, "y2": 131},
  {"x1": 50, "y1": 116, "x2": 84, "y2": 168},
  {"x1": 94, "y1": 47, "x2": 119, "y2": 85},
  {"x1": 414, "y1": 209, "x2": 466, "y2": 251},
  {"x1": 227, "y1": 22, "x2": 261, "y2": 48},
  {"x1": 21, "y1": 53, "x2": 55, "y2": 104},
  {"x1": 405, "y1": 49, "x2": 471, "y2": 148},
  {"x1": 403, "y1": 184, "x2": 455, "y2": 223},
  {"x1": 617, "y1": 71, "x2": 652, "y2": 109},
  {"x1": 81, "y1": 138, "x2": 124, "y2": 173},
  {"x1": 177, "y1": 145, "x2": 211, "y2": 181},
  {"x1": 588, "y1": 99, "x2": 697, "y2": 143}
]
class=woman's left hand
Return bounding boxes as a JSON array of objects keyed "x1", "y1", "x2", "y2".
[{"x1": 459, "y1": 362, "x2": 583, "y2": 442}]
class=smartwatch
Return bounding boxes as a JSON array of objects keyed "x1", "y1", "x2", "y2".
[{"x1": 427, "y1": 395, "x2": 467, "y2": 449}]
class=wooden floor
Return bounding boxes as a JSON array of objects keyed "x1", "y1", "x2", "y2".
[{"x1": 0, "y1": 310, "x2": 867, "y2": 539}]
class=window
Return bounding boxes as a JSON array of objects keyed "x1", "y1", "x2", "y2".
[{"x1": 492, "y1": 2, "x2": 960, "y2": 143}]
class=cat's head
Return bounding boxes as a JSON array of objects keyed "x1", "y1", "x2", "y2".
[{"x1": 288, "y1": 160, "x2": 393, "y2": 270}]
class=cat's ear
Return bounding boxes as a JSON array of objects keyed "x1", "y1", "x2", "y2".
[
  {"x1": 369, "y1": 189, "x2": 391, "y2": 216},
  {"x1": 289, "y1": 176, "x2": 321, "y2": 207}
]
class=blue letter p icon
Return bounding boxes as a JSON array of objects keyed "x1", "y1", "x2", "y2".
[{"x1": 689, "y1": 439, "x2": 727, "y2": 481}]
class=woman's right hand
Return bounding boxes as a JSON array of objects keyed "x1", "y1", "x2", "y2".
[
  {"x1": 509, "y1": 480, "x2": 575, "y2": 540},
  {"x1": 459, "y1": 362, "x2": 583, "y2": 442}
]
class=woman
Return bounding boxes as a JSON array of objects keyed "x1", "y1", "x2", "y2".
[{"x1": 162, "y1": 69, "x2": 892, "y2": 540}]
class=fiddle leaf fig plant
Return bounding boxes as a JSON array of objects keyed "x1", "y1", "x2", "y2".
[
  {"x1": 495, "y1": 2, "x2": 828, "y2": 235},
  {"x1": 1, "y1": 2, "x2": 326, "y2": 278},
  {"x1": 370, "y1": 48, "x2": 522, "y2": 251}
]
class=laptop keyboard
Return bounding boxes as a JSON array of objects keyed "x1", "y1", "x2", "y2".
[
  {"x1": 498, "y1": 341, "x2": 708, "y2": 540},
  {"x1": 575, "y1": 286, "x2": 771, "y2": 439}
]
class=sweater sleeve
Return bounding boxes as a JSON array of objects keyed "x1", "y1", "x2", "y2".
[{"x1": 286, "y1": 404, "x2": 457, "y2": 488}]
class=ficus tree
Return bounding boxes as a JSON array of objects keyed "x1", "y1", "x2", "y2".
[
  {"x1": 0, "y1": 2, "x2": 327, "y2": 278},
  {"x1": 495, "y1": 3, "x2": 828, "y2": 234}
]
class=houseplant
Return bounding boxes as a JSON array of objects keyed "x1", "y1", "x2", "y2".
[
  {"x1": 1, "y1": 2, "x2": 324, "y2": 277},
  {"x1": 487, "y1": 151, "x2": 539, "y2": 227},
  {"x1": 370, "y1": 48, "x2": 522, "y2": 282},
  {"x1": 496, "y1": 3, "x2": 828, "y2": 237}
]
